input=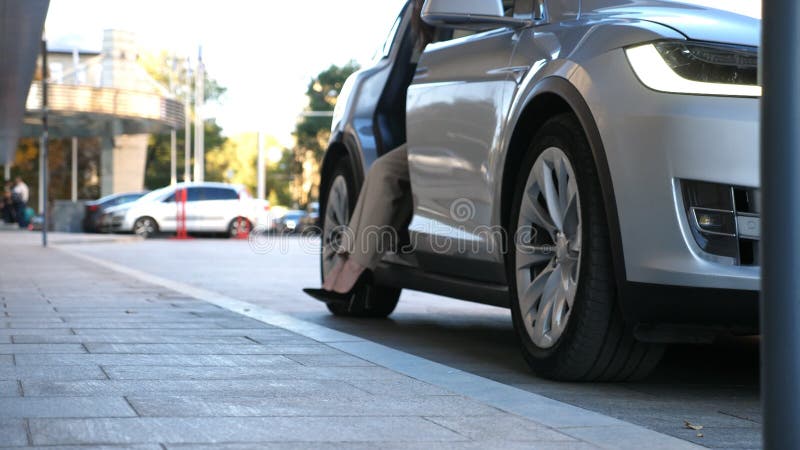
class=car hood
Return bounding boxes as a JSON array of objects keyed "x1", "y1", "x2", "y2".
[
  {"x1": 104, "y1": 204, "x2": 133, "y2": 215},
  {"x1": 581, "y1": 0, "x2": 761, "y2": 47}
]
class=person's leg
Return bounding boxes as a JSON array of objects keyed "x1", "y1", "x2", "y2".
[
  {"x1": 346, "y1": 144, "x2": 410, "y2": 270},
  {"x1": 323, "y1": 145, "x2": 411, "y2": 293},
  {"x1": 15, "y1": 202, "x2": 26, "y2": 228}
]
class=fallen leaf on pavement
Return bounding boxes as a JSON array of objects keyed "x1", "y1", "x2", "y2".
[{"x1": 684, "y1": 420, "x2": 704, "y2": 431}]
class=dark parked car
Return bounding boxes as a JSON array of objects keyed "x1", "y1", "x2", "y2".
[
  {"x1": 273, "y1": 210, "x2": 308, "y2": 234},
  {"x1": 299, "y1": 202, "x2": 320, "y2": 234},
  {"x1": 83, "y1": 191, "x2": 148, "y2": 233}
]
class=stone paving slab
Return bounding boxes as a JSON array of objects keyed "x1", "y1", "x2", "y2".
[
  {"x1": 0, "y1": 365, "x2": 107, "y2": 381},
  {"x1": 0, "y1": 380, "x2": 21, "y2": 396},
  {"x1": 0, "y1": 397, "x2": 137, "y2": 418},
  {"x1": 27, "y1": 417, "x2": 472, "y2": 445},
  {"x1": 21, "y1": 378, "x2": 369, "y2": 398},
  {"x1": 102, "y1": 364, "x2": 421, "y2": 381},
  {"x1": 11, "y1": 335, "x2": 256, "y2": 344},
  {"x1": 84, "y1": 343, "x2": 339, "y2": 355},
  {"x1": 0, "y1": 344, "x2": 86, "y2": 353},
  {"x1": 0, "y1": 418, "x2": 28, "y2": 446},
  {"x1": 13, "y1": 354, "x2": 300, "y2": 367},
  {"x1": 127, "y1": 394, "x2": 506, "y2": 417}
]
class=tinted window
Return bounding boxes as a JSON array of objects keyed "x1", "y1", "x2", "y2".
[
  {"x1": 186, "y1": 187, "x2": 204, "y2": 202},
  {"x1": 205, "y1": 187, "x2": 239, "y2": 201},
  {"x1": 380, "y1": 15, "x2": 403, "y2": 59}
]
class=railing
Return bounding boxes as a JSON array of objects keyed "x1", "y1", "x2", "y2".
[{"x1": 26, "y1": 83, "x2": 184, "y2": 129}]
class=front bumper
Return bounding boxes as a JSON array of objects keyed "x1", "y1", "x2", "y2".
[{"x1": 581, "y1": 49, "x2": 760, "y2": 292}]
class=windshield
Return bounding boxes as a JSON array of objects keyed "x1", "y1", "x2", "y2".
[{"x1": 135, "y1": 187, "x2": 171, "y2": 203}]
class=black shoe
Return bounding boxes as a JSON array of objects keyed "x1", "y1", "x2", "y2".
[
  {"x1": 303, "y1": 270, "x2": 371, "y2": 305},
  {"x1": 302, "y1": 288, "x2": 353, "y2": 305}
]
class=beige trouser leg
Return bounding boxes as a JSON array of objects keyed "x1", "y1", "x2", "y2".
[{"x1": 345, "y1": 144, "x2": 412, "y2": 270}]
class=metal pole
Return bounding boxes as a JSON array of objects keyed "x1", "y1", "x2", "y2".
[
  {"x1": 71, "y1": 137, "x2": 77, "y2": 202},
  {"x1": 40, "y1": 35, "x2": 48, "y2": 247},
  {"x1": 193, "y1": 47, "x2": 204, "y2": 183},
  {"x1": 761, "y1": 0, "x2": 800, "y2": 448},
  {"x1": 257, "y1": 132, "x2": 265, "y2": 200},
  {"x1": 184, "y1": 58, "x2": 191, "y2": 183},
  {"x1": 170, "y1": 129, "x2": 177, "y2": 186},
  {"x1": 3, "y1": 164, "x2": 10, "y2": 182}
]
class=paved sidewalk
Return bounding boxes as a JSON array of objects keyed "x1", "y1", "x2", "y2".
[{"x1": 0, "y1": 233, "x2": 699, "y2": 449}]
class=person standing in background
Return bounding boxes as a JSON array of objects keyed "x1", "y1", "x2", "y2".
[
  {"x1": 2, "y1": 182, "x2": 17, "y2": 224},
  {"x1": 11, "y1": 176, "x2": 29, "y2": 228}
]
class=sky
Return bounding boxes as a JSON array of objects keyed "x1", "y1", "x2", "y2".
[{"x1": 45, "y1": 0, "x2": 407, "y2": 146}]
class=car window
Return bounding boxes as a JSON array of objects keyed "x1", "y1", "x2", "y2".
[
  {"x1": 186, "y1": 187, "x2": 204, "y2": 202},
  {"x1": 375, "y1": 4, "x2": 408, "y2": 61},
  {"x1": 205, "y1": 187, "x2": 239, "y2": 201}
]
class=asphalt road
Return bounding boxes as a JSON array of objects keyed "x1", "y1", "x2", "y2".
[{"x1": 66, "y1": 235, "x2": 761, "y2": 449}]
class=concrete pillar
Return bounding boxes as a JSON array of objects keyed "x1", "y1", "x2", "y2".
[
  {"x1": 170, "y1": 129, "x2": 177, "y2": 186},
  {"x1": 71, "y1": 137, "x2": 77, "y2": 201},
  {"x1": 100, "y1": 133, "x2": 114, "y2": 197},
  {"x1": 3, "y1": 164, "x2": 10, "y2": 181},
  {"x1": 111, "y1": 134, "x2": 148, "y2": 193}
]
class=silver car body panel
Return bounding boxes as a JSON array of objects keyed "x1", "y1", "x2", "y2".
[{"x1": 327, "y1": 0, "x2": 760, "y2": 298}]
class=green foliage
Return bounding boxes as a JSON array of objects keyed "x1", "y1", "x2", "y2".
[
  {"x1": 265, "y1": 148, "x2": 295, "y2": 206},
  {"x1": 294, "y1": 61, "x2": 360, "y2": 159},
  {"x1": 139, "y1": 51, "x2": 226, "y2": 103},
  {"x1": 141, "y1": 50, "x2": 227, "y2": 189},
  {"x1": 145, "y1": 120, "x2": 226, "y2": 190}
]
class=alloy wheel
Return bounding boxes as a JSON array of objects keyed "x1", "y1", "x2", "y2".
[
  {"x1": 515, "y1": 147, "x2": 582, "y2": 349},
  {"x1": 134, "y1": 218, "x2": 156, "y2": 238},
  {"x1": 322, "y1": 175, "x2": 349, "y2": 278}
]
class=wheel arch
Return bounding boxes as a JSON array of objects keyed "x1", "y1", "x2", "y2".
[
  {"x1": 500, "y1": 77, "x2": 628, "y2": 314},
  {"x1": 319, "y1": 134, "x2": 365, "y2": 225}
]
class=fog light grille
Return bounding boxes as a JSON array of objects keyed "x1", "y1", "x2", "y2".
[{"x1": 681, "y1": 180, "x2": 760, "y2": 266}]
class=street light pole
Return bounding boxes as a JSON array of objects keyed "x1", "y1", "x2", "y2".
[
  {"x1": 761, "y1": 0, "x2": 800, "y2": 448},
  {"x1": 184, "y1": 58, "x2": 191, "y2": 183},
  {"x1": 257, "y1": 132, "x2": 265, "y2": 200},
  {"x1": 40, "y1": 33, "x2": 48, "y2": 247},
  {"x1": 193, "y1": 47, "x2": 204, "y2": 183}
]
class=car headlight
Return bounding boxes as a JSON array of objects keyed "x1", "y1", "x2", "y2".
[{"x1": 625, "y1": 41, "x2": 760, "y2": 97}]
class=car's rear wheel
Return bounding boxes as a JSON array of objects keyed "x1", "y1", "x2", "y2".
[
  {"x1": 320, "y1": 157, "x2": 401, "y2": 318},
  {"x1": 508, "y1": 113, "x2": 664, "y2": 381},
  {"x1": 133, "y1": 216, "x2": 158, "y2": 239},
  {"x1": 228, "y1": 217, "x2": 252, "y2": 238}
]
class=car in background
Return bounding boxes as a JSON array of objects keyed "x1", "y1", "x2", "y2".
[
  {"x1": 83, "y1": 191, "x2": 148, "y2": 232},
  {"x1": 105, "y1": 182, "x2": 267, "y2": 238},
  {"x1": 273, "y1": 209, "x2": 308, "y2": 234},
  {"x1": 298, "y1": 202, "x2": 320, "y2": 234}
]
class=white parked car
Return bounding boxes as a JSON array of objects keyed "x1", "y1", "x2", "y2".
[{"x1": 104, "y1": 182, "x2": 268, "y2": 238}]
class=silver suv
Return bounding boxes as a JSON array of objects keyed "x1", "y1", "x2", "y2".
[{"x1": 319, "y1": 0, "x2": 760, "y2": 381}]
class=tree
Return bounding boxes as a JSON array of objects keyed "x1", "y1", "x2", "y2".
[
  {"x1": 292, "y1": 61, "x2": 360, "y2": 206},
  {"x1": 139, "y1": 51, "x2": 228, "y2": 189},
  {"x1": 204, "y1": 132, "x2": 294, "y2": 206}
]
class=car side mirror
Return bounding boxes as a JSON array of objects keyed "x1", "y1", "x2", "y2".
[{"x1": 421, "y1": 0, "x2": 531, "y2": 30}]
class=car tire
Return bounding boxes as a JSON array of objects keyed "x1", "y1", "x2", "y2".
[
  {"x1": 320, "y1": 157, "x2": 401, "y2": 318},
  {"x1": 133, "y1": 216, "x2": 158, "y2": 239},
  {"x1": 507, "y1": 113, "x2": 664, "y2": 381},
  {"x1": 228, "y1": 217, "x2": 252, "y2": 238}
]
